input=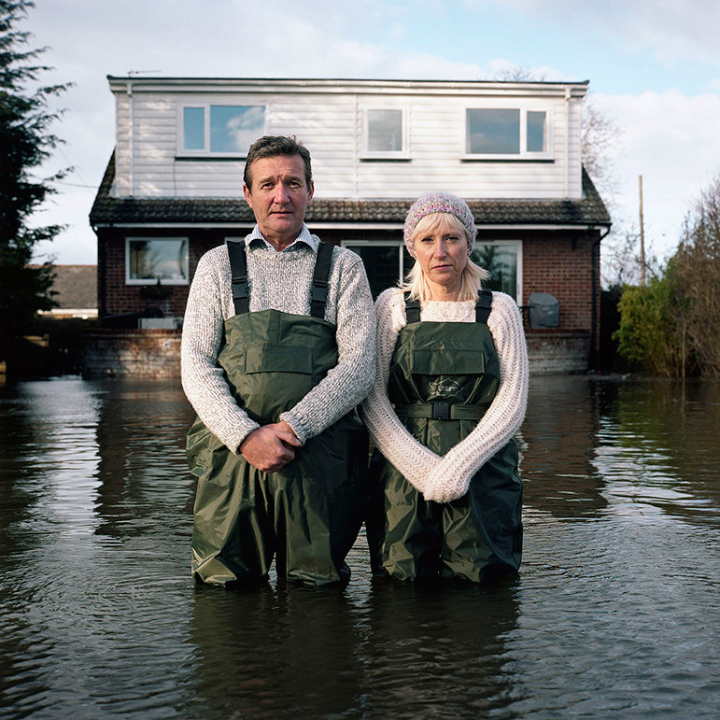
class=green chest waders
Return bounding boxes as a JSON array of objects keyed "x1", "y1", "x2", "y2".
[
  {"x1": 367, "y1": 292, "x2": 522, "y2": 582},
  {"x1": 187, "y1": 241, "x2": 368, "y2": 587}
]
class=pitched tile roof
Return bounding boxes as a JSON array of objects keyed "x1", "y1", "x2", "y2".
[
  {"x1": 51, "y1": 265, "x2": 97, "y2": 309},
  {"x1": 90, "y1": 152, "x2": 611, "y2": 228}
]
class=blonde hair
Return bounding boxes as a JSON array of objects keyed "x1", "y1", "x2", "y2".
[{"x1": 401, "y1": 213, "x2": 490, "y2": 302}]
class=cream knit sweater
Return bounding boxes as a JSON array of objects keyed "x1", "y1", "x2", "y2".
[
  {"x1": 360, "y1": 287, "x2": 528, "y2": 503},
  {"x1": 181, "y1": 230, "x2": 376, "y2": 454}
]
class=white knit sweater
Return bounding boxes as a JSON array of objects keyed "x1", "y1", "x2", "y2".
[
  {"x1": 181, "y1": 229, "x2": 376, "y2": 453},
  {"x1": 360, "y1": 287, "x2": 528, "y2": 503}
]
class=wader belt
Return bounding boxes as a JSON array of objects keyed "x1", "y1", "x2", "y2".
[
  {"x1": 404, "y1": 289, "x2": 493, "y2": 324},
  {"x1": 227, "y1": 240, "x2": 334, "y2": 317},
  {"x1": 395, "y1": 402, "x2": 491, "y2": 420}
]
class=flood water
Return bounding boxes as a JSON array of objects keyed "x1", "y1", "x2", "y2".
[{"x1": 1, "y1": 375, "x2": 719, "y2": 718}]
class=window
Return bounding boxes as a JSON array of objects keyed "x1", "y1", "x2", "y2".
[
  {"x1": 181, "y1": 105, "x2": 265, "y2": 155},
  {"x1": 342, "y1": 241, "x2": 412, "y2": 298},
  {"x1": 126, "y1": 238, "x2": 189, "y2": 285},
  {"x1": 344, "y1": 239, "x2": 521, "y2": 303},
  {"x1": 363, "y1": 108, "x2": 407, "y2": 158},
  {"x1": 471, "y1": 241, "x2": 522, "y2": 301},
  {"x1": 466, "y1": 109, "x2": 549, "y2": 158}
]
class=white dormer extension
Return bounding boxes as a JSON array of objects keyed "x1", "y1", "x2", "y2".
[{"x1": 108, "y1": 77, "x2": 588, "y2": 202}]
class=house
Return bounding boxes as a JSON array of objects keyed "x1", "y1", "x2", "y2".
[{"x1": 88, "y1": 76, "x2": 611, "y2": 378}]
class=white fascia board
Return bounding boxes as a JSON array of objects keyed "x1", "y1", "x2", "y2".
[
  {"x1": 475, "y1": 224, "x2": 611, "y2": 230},
  {"x1": 107, "y1": 76, "x2": 589, "y2": 100}
]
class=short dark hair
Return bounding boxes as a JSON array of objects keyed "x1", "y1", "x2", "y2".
[{"x1": 244, "y1": 135, "x2": 313, "y2": 190}]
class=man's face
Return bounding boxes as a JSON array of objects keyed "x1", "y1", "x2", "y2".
[{"x1": 243, "y1": 154, "x2": 314, "y2": 250}]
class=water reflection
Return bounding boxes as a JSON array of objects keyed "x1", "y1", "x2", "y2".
[
  {"x1": 187, "y1": 575, "x2": 520, "y2": 718},
  {"x1": 92, "y1": 380, "x2": 196, "y2": 540},
  {"x1": 521, "y1": 377, "x2": 720, "y2": 527},
  {"x1": 359, "y1": 580, "x2": 520, "y2": 717},
  {"x1": 0, "y1": 376, "x2": 719, "y2": 718},
  {"x1": 520, "y1": 375, "x2": 610, "y2": 521},
  {"x1": 594, "y1": 380, "x2": 720, "y2": 525},
  {"x1": 189, "y1": 583, "x2": 369, "y2": 717}
]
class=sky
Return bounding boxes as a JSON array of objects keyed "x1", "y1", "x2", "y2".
[{"x1": 20, "y1": 0, "x2": 720, "y2": 273}]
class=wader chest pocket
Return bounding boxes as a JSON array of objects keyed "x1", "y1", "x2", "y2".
[
  {"x1": 236, "y1": 344, "x2": 315, "y2": 422},
  {"x1": 244, "y1": 345, "x2": 313, "y2": 375},
  {"x1": 410, "y1": 349, "x2": 486, "y2": 376}
]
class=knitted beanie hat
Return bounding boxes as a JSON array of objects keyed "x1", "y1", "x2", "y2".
[{"x1": 404, "y1": 191, "x2": 477, "y2": 258}]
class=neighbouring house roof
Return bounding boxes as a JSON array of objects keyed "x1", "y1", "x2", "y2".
[
  {"x1": 28, "y1": 265, "x2": 97, "y2": 318},
  {"x1": 51, "y1": 265, "x2": 98, "y2": 310},
  {"x1": 90, "y1": 152, "x2": 611, "y2": 229}
]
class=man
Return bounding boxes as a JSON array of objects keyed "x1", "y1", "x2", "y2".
[{"x1": 181, "y1": 135, "x2": 375, "y2": 587}]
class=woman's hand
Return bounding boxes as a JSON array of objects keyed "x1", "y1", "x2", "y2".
[{"x1": 423, "y1": 463, "x2": 470, "y2": 503}]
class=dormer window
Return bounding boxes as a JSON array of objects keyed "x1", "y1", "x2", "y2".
[
  {"x1": 465, "y1": 108, "x2": 550, "y2": 159},
  {"x1": 362, "y1": 108, "x2": 408, "y2": 159},
  {"x1": 180, "y1": 104, "x2": 265, "y2": 156}
]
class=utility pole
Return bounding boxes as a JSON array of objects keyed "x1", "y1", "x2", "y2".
[{"x1": 639, "y1": 175, "x2": 646, "y2": 286}]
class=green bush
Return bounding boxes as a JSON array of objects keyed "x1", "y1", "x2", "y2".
[{"x1": 613, "y1": 272, "x2": 693, "y2": 377}]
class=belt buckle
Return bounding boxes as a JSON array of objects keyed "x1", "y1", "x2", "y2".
[{"x1": 431, "y1": 403, "x2": 451, "y2": 420}]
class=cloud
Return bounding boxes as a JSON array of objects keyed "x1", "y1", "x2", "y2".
[
  {"x1": 595, "y1": 89, "x2": 720, "y2": 251},
  {"x1": 478, "y1": 0, "x2": 720, "y2": 68}
]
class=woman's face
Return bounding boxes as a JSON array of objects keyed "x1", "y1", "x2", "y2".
[{"x1": 412, "y1": 214, "x2": 469, "y2": 298}]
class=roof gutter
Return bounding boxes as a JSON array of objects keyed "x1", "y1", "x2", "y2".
[{"x1": 91, "y1": 221, "x2": 611, "y2": 231}]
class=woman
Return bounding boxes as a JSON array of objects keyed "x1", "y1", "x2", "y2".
[{"x1": 361, "y1": 191, "x2": 529, "y2": 582}]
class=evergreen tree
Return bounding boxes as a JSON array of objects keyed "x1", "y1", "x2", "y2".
[{"x1": 0, "y1": 0, "x2": 69, "y2": 358}]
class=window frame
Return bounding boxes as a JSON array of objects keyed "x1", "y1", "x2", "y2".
[
  {"x1": 178, "y1": 103, "x2": 267, "y2": 157},
  {"x1": 472, "y1": 239, "x2": 523, "y2": 302},
  {"x1": 341, "y1": 240, "x2": 412, "y2": 297},
  {"x1": 125, "y1": 237, "x2": 190, "y2": 286},
  {"x1": 361, "y1": 107, "x2": 409, "y2": 160},
  {"x1": 464, "y1": 107, "x2": 552, "y2": 160}
]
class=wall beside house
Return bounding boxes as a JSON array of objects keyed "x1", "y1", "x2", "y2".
[{"x1": 82, "y1": 328, "x2": 181, "y2": 379}]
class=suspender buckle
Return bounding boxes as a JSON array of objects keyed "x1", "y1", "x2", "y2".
[
  {"x1": 232, "y1": 274, "x2": 248, "y2": 292},
  {"x1": 311, "y1": 281, "x2": 328, "y2": 303}
]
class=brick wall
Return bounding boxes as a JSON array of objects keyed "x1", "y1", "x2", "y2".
[
  {"x1": 82, "y1": 326, "x2": 590, "y2": 378},
  {"x1": 82, "y1": 328, "x2": 181, "y2": 379},
  {"x1": 98, "y1": 228, "x2": 229, "y2": 319},
  {"x1": 527, "y1": 332, "x2": 591, "y2": 374},
  {"x1": 522, "y1": 234, "x2": 595, "y2": 332}
]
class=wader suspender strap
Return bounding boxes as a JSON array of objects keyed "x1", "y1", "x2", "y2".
[
  {"x1": 404, "y1": 294, "x2": 421, "y2": 323},
  {"x1": 227, "y1": 240, "x2": 333, "y2": 317},
  {"x1": 403, "y1": 290, "x2": 493, "y2": 324},
  {"x1": 475, "y1": 290, "x2": 493, "y2": 324},
  {"x1": 228, "y1": 240, "x2": 249, "y2": 315},
  {"x1": 310, "y1": 242, "x2": 333, "y2": 319}
]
